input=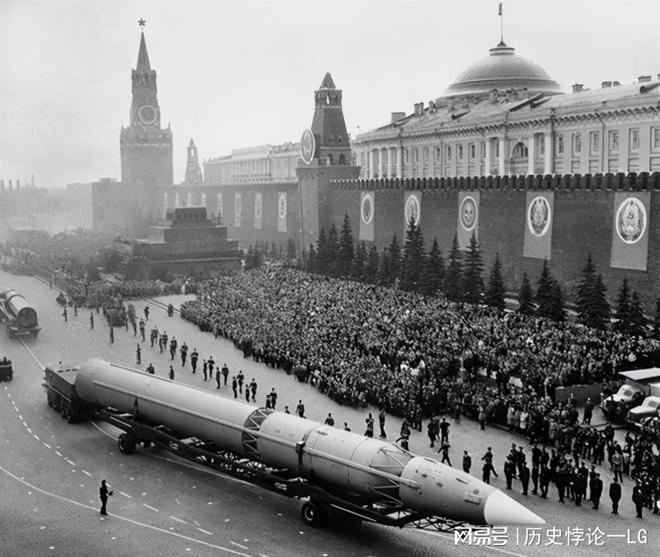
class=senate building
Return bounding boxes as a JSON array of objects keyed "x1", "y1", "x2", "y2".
[{"x1": 352, "y1": 39, "x2": 660, "y2": 180}]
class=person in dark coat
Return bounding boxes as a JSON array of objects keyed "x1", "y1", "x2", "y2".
[
  {"x1": 633, "y1": 482, "x2": 644, "y2": 518},
  {"x1": 590, "y1": 473, "x2": 603, "y2": 510},
  {"x1": 504, "y1": 457, "x2": 514, "y2": 490},
  {"x1": 556, "y1": 465, "x2": 566, "y2": 503},
  {"x1": 99, "y1": 480, "x2": 113, "y2": 515},
  {"x1": 462, "y1": 451, "x2": 472, "y2": 474},
  {"x1": 539, "y1": 465, "x2": 550, "y2": 498},
  {"x1": 520, "y1": 463, "x2": 530, "y2": 496},
  {"x1": 609, "y1": 478, "x2": 621, "y2": 514}
]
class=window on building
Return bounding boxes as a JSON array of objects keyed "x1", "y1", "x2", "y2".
[
  {"x1": 556, "y1": 135, "x2": 564, "y2": 154},
  {"x1": 609, "y1": 130, "x2": 619, "y2": 152},
  {"x1": 653, "y1": 128, "x2": 660, "y2": 151},
  {"x1": 513, "y1": 142, "x2": 528, "y2": 158},
  {"x1": 470, "y1": 143, "x2": 476, "y2": 159},
  {"x1": 481, "y1": 141, "x2": 486, "y2": 157},
  {"x1": 458, "y1": 145, "x2": 464, "y2": 160},
  {"x1": 339, "y1": 154, "x2": 346, "y2": 165},
  {"x1": 538, "y1": 135, "x2": 545, "y2": 155},
  {"x1": 573, "y1": 133, "x2": 582, "y2": 154},
  {"x1": 423, "y1": 146, "x2": 429, "y2": 161},
  {"x1": 435, "y1": 147, "x2": 441, "y2": 162},
  {"x1": 413, "y1": 148, "x2": 419, "y2": 163},
  {"x1": 446, "y1": 146, "x2": 452, "y2": 161},
  {"x1": 495, "y1": 141, "x2": 500, "y2": 158},
  {"x1": 404, "y1": 149, "x2": 409, "y2": 163},
  {"x1": 630, "y1": 128, "x2": 640, "y2": 151},
  {"x1": 590, "y1": 131, "x2": 600, "y2": 153}
]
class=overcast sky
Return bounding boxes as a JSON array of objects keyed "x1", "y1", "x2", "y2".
[{"x1": 2, "y1": 0, "x2": 660, "y2": 187}]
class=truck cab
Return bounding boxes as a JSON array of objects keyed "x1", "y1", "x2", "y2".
[
  {"x1": 627, "y1": 396, "x2": 660, "y2": 428},
  {"x1": 0, "y1": 356, "x2": 12, "y2": 382},
  {"x1": 601, "y1": 385, "x2": 644, "y2": 421}
]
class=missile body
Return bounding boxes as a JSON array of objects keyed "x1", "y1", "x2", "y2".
[{"x1": 74, "y1": 358, "x2": 543, "y2": 526}]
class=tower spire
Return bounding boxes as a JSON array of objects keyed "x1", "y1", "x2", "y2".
[
  {"x1": 136, "y1": 31, "x2": 151, "y2": 72},
  {"x1": 498, "y1": 2, "x2": 505, "y2": 46}
]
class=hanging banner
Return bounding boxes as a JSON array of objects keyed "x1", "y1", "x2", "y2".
[
  {"x1": 216, "y1": 193, "x2": 223, "y2": 220},
  {"x1": 610, "y1": 192, "x2": 650, "y2": 270},
  {"x1": 359, "y1": 191, "x2": 375, "y2": 241},
  {"x1": 457, "y1": 191, "x2": 480, "y2": 248},
  {"x1": 234, "y1": 192, "x2": 242, "y2": 228},
  {"x1": 277, "y1": 192, "x2": 287, "y2": 233},
  {"x1": 254, "y1": 192, "x2": 263, "y2": 229},
  {"x1": 523, "y1": 192, "x2": 554, "y2": 260},
  {"x1": 403, "y1": 191, "x2": 421, "y2": 237}
]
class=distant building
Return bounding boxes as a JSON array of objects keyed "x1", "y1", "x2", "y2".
[
  {"x1": 204, "y1": 141, "x2": 300, "y2": 185},
  {"x1": 353, "y1": 39, "x2": 660, "y2": 178},
  {"x1": 109, "y1": 207, "x2": 242, "y2": 280},
  {"x1": 120, "y1": 31, "x2": 173, "y2": 188},
  {"x1": 183, "y1": 139, "x2": 203, "y2": 184}
]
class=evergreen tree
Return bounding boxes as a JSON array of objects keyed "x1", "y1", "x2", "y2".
[
  {"x1": 461, "y1": 232, "x2": 485, "y2": 304},
  {"x1": 307, "y1": 244, "x2": 317, "y2": 273},
  {"x1": 485, "y1": 254, "x2": 506, "y2": 310},
  {"x1": 536, "y1": 260, "x2": 565, "y2": 321},
  {"x1": 629, "y1": 292, "x2": 647, "y2": 337},
  {"x1": 590, "y1": 274, "x2": 611, "y2": 330},
  {"x1": 654, "y1": 298, "x2": 660, "y2": 339},
  {"x1": 364, "y1": 243, "x2": 380, "y2": 283},
  {"x1": 575, "y1": 254, "x2": 610, "y2": 329},
  {"x1": 378, "y1": 250, "x2": 393, "y2": 286},
  {"x1": 388, "y1": 235, "x2": 402, "y2": 284},
  {"x1": 337, "y1": 214, "x2": 354, "y2": 277},
  {"x1": 518, "y1": 273, "x2": 534, "y2": 315},
  {"x1": 286, "y1": 238, "x2": 296, "y2": 261},
  {"x1": 400, "y1": 218, "x2": 426, "y2": 291},
  {"x1": 327, "y1": 224, "x2": 340, "y2": 276},
  {"x1": 614, "y1": 278, "x2": 631, "y2": 333},
  {"x1": 352, "y1": 241, "x2": 367, "y2": 280},
  {"x1": 445, "y1": 234, "x2": 463, "y2": 301},
  {"x1": 315, "y1": 229, "x2": 328, "y2": 273},
  {"x1": 419, "y1": 238, "x2": 445, "y2": 295}
]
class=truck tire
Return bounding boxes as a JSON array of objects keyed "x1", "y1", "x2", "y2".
[
  {"x1": 60, "y1": 401, "x2": 70, "y2": 421},
  {"x1": 118, "y1": 433, "x2": 137, "y2": 455},
  {"x1": 300, "y1": 500, "x2": 325, "y2": 527}
]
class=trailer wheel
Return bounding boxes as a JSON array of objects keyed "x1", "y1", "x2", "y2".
[
  {"x1": 300, "y1": 500, "x2": 325, "y2": 527},
  {"x1": 60, "y1": 402, "x2": 70, "y2": 421},
  {"x1": 118, "y1": 433, "x2": 137, "y2": 455}
]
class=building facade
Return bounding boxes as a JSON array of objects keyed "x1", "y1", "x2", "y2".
[{"x1": 352, "y1": 41, "x2": 660, "y2": 181}]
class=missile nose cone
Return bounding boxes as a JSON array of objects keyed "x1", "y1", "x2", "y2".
[{"x1": 483, "y1": 490, "x2": 545, "y2": 525}]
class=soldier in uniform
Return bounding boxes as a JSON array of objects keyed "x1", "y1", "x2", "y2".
[
  {"x1": 378, "y1": 409, "x2": 387, "y2": 438},
  {"x1": 609, "y1": 478, "x2": 621, "y2": 514},
  {"x1": 231, "y1": 376, "x2": 238, "y2": 398},
  {"x1": 169, "y1": 365, "x2": 174, "y2": 381},
  {"x1": 237, "y1": 371, "x2": 245, "y2": 394},
  {"x1": 221, "y1": 363, "x2": 229, "y2": 386},
  {"x1": 180, "y1": 342, "x2": 188, "y2": 367},
  {"x1": 504, "y1": 457, "x2": 514, "y2": 490},
  {"x1": 590, "y1": 473, "x2": 603, "y2": 510},
  {"x1": 139, "y1": 319, "x2": 145, "y2": 342},
  {"x1": 633, "y1": 481, "x2": 644, "y2": 518},
  {"x1": 520, "y1": 463, "x2": 530, "y2": 496},
  {"x1": 190, "y1": 349, "x2": 198, "y2": 373},
  {"x1": 462, "y1": 451, "x2": 472, "y2": 474},
  {"x1": 364, "y1": 413, "x2": 374, "y2": 437},
  {"x1": 539, "y1": 465, "x2": 550, "y2": 498},
  {"x1": 99, "y1": 480, "x2": 113, "y2": 515}
]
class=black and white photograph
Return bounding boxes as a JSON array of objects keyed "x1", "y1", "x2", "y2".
[{"x1": 1, "y1": 0, "x2": 660, "y2": 555}]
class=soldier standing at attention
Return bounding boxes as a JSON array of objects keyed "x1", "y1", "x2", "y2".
[
  {"x1": 249, "y1": 378, "x2": 257, "y2": 402},
  {"x1": 63, "y1": 307, "x2": 68, "y2": 322},
  {"x1": 136, "y1": 344, "x2": 141, "y2": 365},
  {"x1": 109, "y1": 326, "x2": 114, "y2": 344},
  {"x1": 378, "y1": 409, "x2": 387, "y2": 438},
  {"x1": 169, "y1": 365, "x2": 175, "y2": 381},
  {"x1": 462, "y1": 451, "x2": 472, "y2": 474},
  {"x1": 139, "y1": 319, "x2": 146, "y2": 342},
  {"x1": 180, "y1": 343, "x2": 188, "y2": 367},
  {"x1": 99, "y1": 480, "x2": 113, "y2": 515},
  {"x1": 190, "y1": 349, "x2": 198, "y2": 374},
  {"x1": 89, "y1": 312, "x2": 94, "y2": 329},
  {"x1": 609, "y1": 478, "x2": 621, "y2": 514},
  {"x1": 231, "y1": 376, "x2": 238, "y2": 399},
  {"x1": 215, "y1": 368, "x2": 221, "y2": 390},
  {"x1": 144, "y1": 306, "x2": 149, "y2": 320},
  {"x1": 269, "y1": 388, "x2": 277, "y2": 409},
  {"x1": 364, "y1": 413, "x2": 375, "y2": 438},
  {"x1": 296, "y1": 400, "x2": 306, "y2": 418},
  {"x1": 221, "y1": 363, "x2": 229, "y2": 386},
  {"x1": 202, "y1": 359, "x2": 208, "y2": 381}
]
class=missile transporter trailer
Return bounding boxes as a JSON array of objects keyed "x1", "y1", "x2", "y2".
[{"x1": 44, "y1": 359, "x2": 543, "y2": 531}]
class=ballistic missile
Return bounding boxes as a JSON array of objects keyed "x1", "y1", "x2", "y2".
[{"x1": 74, "y1": 358, "x2": 544, "y2": 526}]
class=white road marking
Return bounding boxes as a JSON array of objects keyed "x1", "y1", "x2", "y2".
[
  {"x1": 66, "y1": 459, "x2": 76, "y2": 466},
  {"x1": 196, "y1": 527, "x2": 213, "y2": 536},
  {"x1": 26, "y1": 427, "x2": 32, "y2": 434},
  {"x1": 18, "y1": 415, "x2": 22, "y2": 420},
  {"x1": 143, "y1": 503, "x2": 160, "y2": 512},
  {"x1": 43, "y1": 443, "x2": 51, "y2": 449},
  {"x1": 82, "y1": 470, "x2": 92, "y2": 477},
  {"x1": 55, "y1": 451, "x2": 62, "y2": 457},
  {"x1": 230, "y1": 542, "x2": 249, "y2": 550},
  {"x1": 32, "y1": 434, "x2": 40, "y2": 441},
  {"x1": 0, "y1": 466, "x2": 254, "y2": 557},
  {"x1": 169, "y1": 516, "x2": 187, "y2": 524},
  {"x1": 120, "y1": 491, "x2": 132, "y2": 499}
]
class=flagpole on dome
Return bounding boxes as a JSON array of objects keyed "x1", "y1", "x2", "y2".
[{"x1": 498, "y1": 2, "x2": 505, "y2": 46}]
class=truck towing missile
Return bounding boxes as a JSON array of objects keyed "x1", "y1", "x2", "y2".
[{"x1": 44, "y1": 358, "x2": 544, "y2": 530}]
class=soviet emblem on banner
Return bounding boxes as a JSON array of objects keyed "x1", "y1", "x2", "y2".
[
  {"x1": 527, "y1": 196, "x2": 551, "y2": 237},
  {"x1": 460, "y1": 196, "x2": 477, "y2": 231},
  {"x1": 405, "y1": 195, "x2": 420, "y2": 226},
  {"x1": 278, "y1": 193, "x2": 287, "y2": 219},
  {"x1": 361, "y1": 193, "x2": 374, "y2": 224},
  {"x1": 616, "y1": 197, "x2": 646, "y2": 244}
]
